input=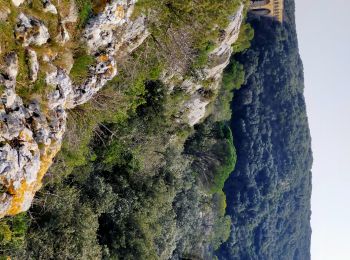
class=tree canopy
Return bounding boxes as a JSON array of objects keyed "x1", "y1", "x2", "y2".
[{"x1": 217, "y1": 0, "x2": 313, "y2": 259}]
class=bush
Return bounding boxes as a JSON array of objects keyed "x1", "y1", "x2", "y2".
[
  {"x1": 75, "y1": 0, "x2": 93, "y2": 28},
  {"x1": 232, "y1": 23, "x2": 255, "y2": 53},
  {"x1": 0, "y1": 213, "x2": 28, "y2": 257},
  {"x1": 185, "y1": 119, "x2": 237, "y2": 194},
  {"x1": 70, "y1": 53, "x2": 95, "y2": 84}
]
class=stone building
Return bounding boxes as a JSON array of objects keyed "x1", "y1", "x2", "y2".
[{"x1": 250, "y1": 0, "x2": 284, "y2": 22}]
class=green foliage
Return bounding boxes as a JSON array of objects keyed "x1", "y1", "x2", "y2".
[
  {"x1": 0, "y1": 1, "x2": 255, "y2": 259},
  {"x1": 211, "y1": 216, "x2": 231, "y2": 250},
  {"x1": 192, "y1": 41, "x2": 215, "y2": 69},
  {"x1": 17, "y1": 73, "x2": 50, "y2": 103},
  {"x1": 210, "y1": 58, "x2": 246, "y2": 122},
  {"x1": 0, "y1": 85, "x2": 5, "y2": 95},
  {"x1": 70, "y1": 53, "x2": 95, "y2": 84},
  {"x1": 211, "y1": 126, "x2": 236, "y2": 194},
  {"x1": 213, "y1": 190, "x2": 227, "y2": 217},
  {"x1": 232, "y1": 22, "x2": 255, "y2": 53},
  {"x1": 217, "y1": 1, "x2": 312, "y2": 259},
  {"x1": 222, "y1": 60, "x2": 245, "y2": 92},
  {"x1": 185, "y1": 119, "x2": 237, "y2": 194},
  {"x1": 75, "y1": 0, "x2": 93, "y2": 28},
  {"x1": 50, "y1": 37, "x2": 165, "y2": 179},
  {"x1": 25, "y1": 185, "x2": 103, "y2": 259},
  {"x1": 0, "y1": 21, "x2": 16, "y2": 55},
  {"x1": 0, "y1": 213, "x2": 28, "y2": 257},
  {"x1": 135, "y1": 0, "x2": 242, "y2": 70},
  {"x1": 136, "y1": 0, "x2": 240, "y2": 42}
]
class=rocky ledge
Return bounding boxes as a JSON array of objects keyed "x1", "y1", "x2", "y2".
[{"x1": 164, "y1": 4, "x2": 244, "y2": 126}]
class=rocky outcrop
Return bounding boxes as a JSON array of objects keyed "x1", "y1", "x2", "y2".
[
  {"x1": 42, "y1": 0, "x2": 57, "y2": 14},
  {"x1": 165, "y1": 4, "x2": 244, "y2": 126},
  {"x1": 27, "y1": 49, "x2": 39, "y2": 82},
  {"x1": 15, "y1": 13, "x2": 50, "y2": 47},
  {"x1": 0, "y1": 0, "x2": 148, "y2": 218},
  {"x1": 0, "y1": 52, "x2": 41, "y2": 216}
]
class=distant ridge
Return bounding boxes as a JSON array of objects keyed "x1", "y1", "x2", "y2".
[{"x1": 217, "y1": 0, "x2": 313, "y2": 259}]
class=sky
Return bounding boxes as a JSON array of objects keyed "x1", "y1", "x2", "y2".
[{"x1": 294, "y1": 0, "x2": 350, "y2": 259}]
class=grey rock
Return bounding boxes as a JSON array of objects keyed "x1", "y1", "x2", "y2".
[
  {"x1": 15, "y1": 13, "x2": 50, "y2": 47},
  {"x1": 27, "y1": 49, "x2": 39, "y2": 82},
  {"x1": 42, "y1": 0, "x2": 57, "y2": 14},
  {"x1": 11, "y1": 0, "x2": 25, "y2": 7}
]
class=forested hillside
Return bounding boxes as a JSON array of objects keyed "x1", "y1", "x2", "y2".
[
  {"x1": 217, "y1": 0, "x2": 313, "y2": 259},
  {"x1": 0, "y1": 0, "x2": 252, "y2": 258}
]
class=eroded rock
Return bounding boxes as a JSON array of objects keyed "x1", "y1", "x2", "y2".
[
  {"x1": 42, "y1": 0, "x2": 57, "y2": 14},
  {"x1": 173, "y1": 4, "x2": 244, "y2": 126},
  {"x1": 83, "y1": 0, "x2": 146, "y2": 55},
  {"x1": 27, "y1": 49, "x2": 39, "y2": 82},
  {"x1": 0, "y1": 0, "x2": 149, "y2": 218},
  {"x1": 15, "y1": 13, "x2": 50, "y2": 47}
]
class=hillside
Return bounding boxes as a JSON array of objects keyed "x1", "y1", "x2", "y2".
[
  {"x1": 0, "y1": 0, "x2": 252, "y2": 258},
  {"x1": 217, "y1": 0, "x2": 313, "y2": 259},
  {"x1": 0, "y1": 0, "x2": 313, "y2": 259}
]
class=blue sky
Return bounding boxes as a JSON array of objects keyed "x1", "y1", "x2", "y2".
[{"x1": 295, "y1": 0, "x2": 350, "y2": 259}]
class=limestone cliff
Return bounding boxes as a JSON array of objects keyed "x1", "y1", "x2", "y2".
[
  {"x1": 0, "y1": 0, "x2": 243, "y2": 218},
  {"x1": 0, "y1": 0, "x2": 148, "y2": 218}
]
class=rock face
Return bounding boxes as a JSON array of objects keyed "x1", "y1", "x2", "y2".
[
  {"x1": 15, "y1": 13, "x2": 50, "y2": 47},
  {"x1": 42, "y1": 0, "x2": 57, "y2": 14},
  {"x1": 0, "y1": 52, "x2": 41, "y2": 216},
  {"x1": 27, "y1": 49, "x2": 39, "y2": 82},
  {"x1": 165, "y1": 4, "x2": 244, "y2": 126},
  {"x1": 0, "y1": 0, "x2": 148, "y2": 218}
]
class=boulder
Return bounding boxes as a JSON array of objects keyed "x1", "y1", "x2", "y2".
[
  {"x1": 27, "y1": 49, "x2": 39, "y2": 82},
  {"x1": 11, "y1": 0, "x2": 25, "y2": 7},
  {"x1": 15, "y1": 13, "x2": 50, "y2": 47},
  {"x1": 42, "y1": 0, "x2": 57, "y2": 14}
]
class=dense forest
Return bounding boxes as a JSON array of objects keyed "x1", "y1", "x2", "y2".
[{"x1": 217, "y1": 0, "x2": 313, "y2": 259}]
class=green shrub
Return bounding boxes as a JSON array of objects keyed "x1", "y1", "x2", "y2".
[
  {"x1": 211, "y1": 215, "x2": 231, "y2": 250},
  {"x1": 192, "y1": 41, "x2": 215, "y2": 69},
  {"x1": 185, "y1": 120, "x2": 237, "y2": 194},
  {"x1": 76, "y1": 0, "x2": 93, "y2": 28},
  {"x1": 232, "y1": 23, "x2": 255, "y2": 53},
  {"x1": 213, "y1": 59, "x2": 245, "y2": 121},
  {"x1": 210, "y1": 123, "x2": 237, "y2": 194},
  {"x1": 0, "y1": 213, "x2": 28, "y2": 257},
  {"x1": 70, "y1": 54, "x2": 95, "y2": 84}
]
